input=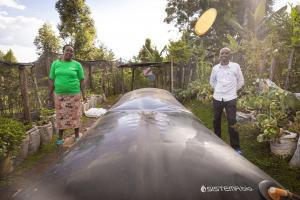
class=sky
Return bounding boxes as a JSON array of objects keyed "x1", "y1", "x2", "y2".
[{"x1": 0, "y1": 0, "x2": 299, "y2": 62}]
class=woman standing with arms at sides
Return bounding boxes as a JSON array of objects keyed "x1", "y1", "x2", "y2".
[{"x1": 49, "y1": 44, "x2": 86, "y2": 145}]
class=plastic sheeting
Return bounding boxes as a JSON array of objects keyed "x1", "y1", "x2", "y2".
[{"x1": 16, "y1": 88, "x2": 282, "y2": 200}]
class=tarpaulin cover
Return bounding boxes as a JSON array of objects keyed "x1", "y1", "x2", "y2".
[{"x1": 16, "y1": 88, "x2": 281, "y2": 200}]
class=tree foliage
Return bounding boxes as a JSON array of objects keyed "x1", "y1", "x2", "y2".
[
  {"x1": 167, "y1": 38, "x2": 192, "y2": 62},
  {"x1": 137, "y1": 38, "x2": 163, "y2": 62},
  {"x1": 0, "y1": 49, "x2": 19, "y2": 118},
  {"x1": 34, "y1": 23, "x2": 61, "y2": 55},
  {"x1": 55, "y1": 0, "x2": 97, "y2": 59},
  {"x1": 164, "y1": 0, "x2": 274, "y2": 51},
  {"x1": 0, "y1": 50, "x2": 4, "y2": 61},
  {"x1": 3, "y1": 49, "x2": 17, "y2": 63},
  {"x1": 92, "y1": 43, "x2": 115, "y2": 61}
]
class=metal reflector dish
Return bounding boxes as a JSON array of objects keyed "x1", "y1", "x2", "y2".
[{"x1": 195, "y1": 8, "x2": 217, "y2": 36}]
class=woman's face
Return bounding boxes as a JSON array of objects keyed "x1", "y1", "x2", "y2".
[{"x1": 63, "y1": 46, "x2": 74, "y2": 61}]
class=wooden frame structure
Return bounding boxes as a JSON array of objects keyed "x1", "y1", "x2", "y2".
[
  {"x1": 0, "y1": 61, "x2": 35, "y2": 122},
  {"x1": 118, "y1": 61, "x2": 174, "y2": 92},
  {"x1": 0, "y1": 56, "x2": 115, "y2": 123}
]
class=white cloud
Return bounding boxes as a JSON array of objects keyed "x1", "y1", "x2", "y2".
[
  {"x1": 0, "y1": 44, "x2": 37, "y2": 62},
  {"x1": 0, "y1": 12, "x2": 44, "y2": 62},
  {"x1": 0, "y1": 0, "x2": 25, "y2": 10},
  {"x1": 0, "y1": 13, "x2": 44, "y2": 47},
  {"x1": 0, "y1": 10, "x2": 8, "y2": 15}
]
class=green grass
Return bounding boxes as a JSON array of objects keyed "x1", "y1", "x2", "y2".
[
  {"x1": 185, "y1": 100, "x2": 300, "y2": 194},
  {"x1": 18, "y1": 140, "x2": 57, "y2": 170}
]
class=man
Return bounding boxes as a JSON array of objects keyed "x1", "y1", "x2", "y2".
[{"x1": 210, "y1": 47, "x2": 244, "y2": 154}]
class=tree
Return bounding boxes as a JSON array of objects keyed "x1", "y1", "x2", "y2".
[
  {"x1": 0, "y1": 50, "x2": 4, "y2": 61},
  {"x1": 284, "y1": 5, "x2": 300, "y2": 89},
  {"x1": 0, "y1": 49, "x2": 19, "y2": 115},
  {"x1": 34, "y1": 23, "x2": 61, "y2": 55},
  {"x1": 137, "y1": 38, "x2": 163, "y2": 62},
  {"x1": 55, "y1": 0, "x2": 97, "y2": 59},
  {"x1": 165, "y1": 0, "x2": 240, "y2": 50},
  {"x1": 105, "y1": 49, "x2": 115, "y2": 61},
  {"x1": 167, "y1": 39, "x2": 192, "y2": 63},
  {"x1": 3, "y1": 49, "x2": 17, "y2": 63},
  {"x1": 164, "y1": 0, "x2": 274, "y2": 52},
  {"x1": 91, "y1": 43, "x2": 115, "y2": 61}
]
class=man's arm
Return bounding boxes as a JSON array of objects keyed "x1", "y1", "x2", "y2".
[
  {"x1": 236, "y1": 65, "x2": 244, "y2": 90},
  {"x1": 210, "y1": 67, "x2": 216, "y2": 89}
]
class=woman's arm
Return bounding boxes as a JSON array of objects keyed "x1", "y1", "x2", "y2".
[
  {"x1": 80, "y1": 79, "x2": 86, "y2": 102},
  {"x1": 48, "y1": 79, "x2": 54, "y2": 99}
]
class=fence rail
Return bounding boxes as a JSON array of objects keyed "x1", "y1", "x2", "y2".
[{"x1": 0, "y1": 52, "x2": 198, "y2": 122}]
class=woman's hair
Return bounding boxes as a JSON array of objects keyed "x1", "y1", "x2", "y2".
[{"x1": 62, "y1": 44, "x2": 73, "y2": 51}]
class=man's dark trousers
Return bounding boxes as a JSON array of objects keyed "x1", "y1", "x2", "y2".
[{"x1": 213, "y1": 98, "x2": 240, "y2": 149}]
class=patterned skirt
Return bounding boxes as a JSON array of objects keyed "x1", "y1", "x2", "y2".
[{"x1": 54, "y1": 94, "x2": 82, "y2": 130}]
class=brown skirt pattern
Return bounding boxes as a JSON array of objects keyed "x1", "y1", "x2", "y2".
[{"x1": 54, "y1": 94, "x2": 82, "y2": 130}]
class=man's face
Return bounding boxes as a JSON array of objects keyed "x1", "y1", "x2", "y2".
[{"x1": 219, "y1": 49, "x2": 231, "y2": 63}]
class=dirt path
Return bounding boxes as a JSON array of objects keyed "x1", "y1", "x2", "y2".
[{"x1": 0, "y1": 115, "x2": 100, "y2": 200}]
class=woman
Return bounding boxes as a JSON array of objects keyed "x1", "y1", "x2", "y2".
[{"x1": 49, "y1": 44, "x2": 86, "y2": 145}]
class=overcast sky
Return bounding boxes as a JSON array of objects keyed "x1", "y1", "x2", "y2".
[{"x1": 0, "y1": 0, "x2": 299, "y2": 62}]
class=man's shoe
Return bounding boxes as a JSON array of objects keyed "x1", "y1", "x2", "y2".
[{"x1": 236, "y1": 149, "x2": 243, "y2": 155}]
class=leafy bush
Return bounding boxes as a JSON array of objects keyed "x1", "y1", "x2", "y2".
[
  {"x1": 236, "y1": 86, "x2": 293, "y2": 142},
  {"x1": 174, "y1": 88, "x2": 192, "y2": 103},
  {"x1": 288, "y1": 111, "x2": 300, "y2": 134},
  {"x1": 0, "y1": 118, "x2": 26, "y2": 157},
  {"x1": 255, "y1": 114, "x2": 280, "y2": 142},
  {"x1": 174, "y1": 81, "x2": 212, "y2": 103},
  {"x1": 34, "y1": 119, "x2": 50, "y2": 126},
  {"x1": 233, "y1": 122, "x2": 259, "y2": 138},
  {"x1": 40, "y1": 108, "x2": 55, "y2": 116}
]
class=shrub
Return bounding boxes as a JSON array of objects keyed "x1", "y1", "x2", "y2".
[
  {"x1": 40, "y1": 108, "x2": 55, "y2": 116},
  {"x1": 288, "y1": 111, "x2": 300, "y2": 134},
  {"x1": 0, "y1": 117, "x2": 26, "y2": 157},
  {"x1": 173, "y1": 81, "x2": 213, "y2": 103}
]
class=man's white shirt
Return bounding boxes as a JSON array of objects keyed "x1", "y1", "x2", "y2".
[{"x1": 210, "y1": 62, "x2": 244, "y2": 102}]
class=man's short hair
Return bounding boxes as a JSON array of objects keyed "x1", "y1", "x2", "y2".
[{"x1": 219, "y1": 47, "x2": 231, "y2": 54}]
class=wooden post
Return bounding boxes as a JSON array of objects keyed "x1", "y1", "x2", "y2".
[
  {"x1": 19, "y1": 66, "x2": 31, "y2": 122},
  {"x1": 155, "y1": 72, "x2": 158, "y2": 88},
  {"x1": 103, "y1": 67, "x2": 107, "y2": 96},
  {"x1": 131, "y1": 68, "x2": 135, "y2": 91},
  {"x1": 99, "y1": 64, "x2": 103, "y2": 94},
  {"x1": 285, "y1": 48, "x2": 295, "y2": 90},
  {"x1": 181, "y1": 64, "x2": 185, "y2": 89},
  {"x1": 111, "y1": 65, "x2": 116, "y2": 95},
  {"x1": 189, "y1": 62, "x2": 193, "y2": 84},
  {"x1": 31, "y1": 66, "x2": 42, "y2": 109},
  {"x1": 121, "y1": 68, "x2": 124, "y2": 93},
  {"x1": 88, "y1": 64, "x2": 93, "y2": 90},
  {"x1": 171, "y1": 59, "x2": 174, "y2": 93},
  {"x1": 269, "y1": 55, "x2": 277, "y2": 81},
  {"x1": 46, "y1": 52, "x2": 54, "y2": 108}
]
